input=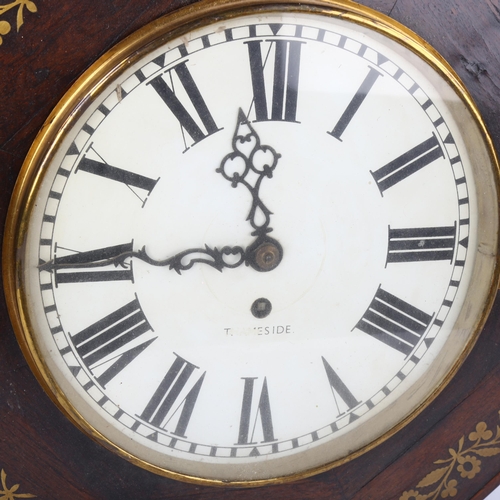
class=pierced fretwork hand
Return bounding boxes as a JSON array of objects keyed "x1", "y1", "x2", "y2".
[
  {"x1": 216, "y1": 109, "x2": 283, "y2": 272},
  {"x1": 40, "y1": 110, "x2": 283, "y2": 277},
  {"x1": 216, "y1": 108, "x2": 280, "y2": 239},
  {"x1": 39, "y1": 244, "x2": 246, "y2": 275}
]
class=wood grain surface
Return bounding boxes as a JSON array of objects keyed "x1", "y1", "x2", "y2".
[{"x1": 2, "y1": 1, "x2": 500, "y2": 498}]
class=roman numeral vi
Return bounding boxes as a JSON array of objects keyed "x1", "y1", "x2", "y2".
[{"x1": 237, "y1": 377, "x2": 276, "y2": 445}]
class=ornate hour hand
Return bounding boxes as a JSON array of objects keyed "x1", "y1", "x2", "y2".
[
  {"x1": 217, "y1": 109, "x2": 283, "y2": 272},
  {"x1": 217, "y1": 109, "x2": 280, "y2": 238}
]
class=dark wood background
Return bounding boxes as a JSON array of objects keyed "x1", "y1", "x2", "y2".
[{"x1": 2, "y1": 0, "x2": 500, "y2": 498}]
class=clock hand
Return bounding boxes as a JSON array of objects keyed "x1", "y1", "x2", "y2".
[
  {"x1": 40, "y1": 111, "x2": 284, "y2": 276},
  {"x1": 217, "y1": 109, "x2": 283, "y2": 272},
  {"x1": 216, "y1": 109, "x2": 280, "y2": 240},
  {"x1": 39, "y1": 244, "x2": 246, "y2": 275},
  {"x1": 39, "y1": 237, "x2": 281, "y2": 275}
]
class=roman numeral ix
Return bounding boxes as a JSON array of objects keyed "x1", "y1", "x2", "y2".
[
  {"x1": 149, "y1": 61, "x2": 219, "y2": 148},
  {"x1": 237, "y1": 377, "x2": 276, "y2": 446},
  {"x1": 387, "y1": 224, "x2": 457, "y2": 263}
]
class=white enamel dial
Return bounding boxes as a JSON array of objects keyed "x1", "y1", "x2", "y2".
[{"x1": 11, "y1": 2, "x2": 499, "y2": 484}]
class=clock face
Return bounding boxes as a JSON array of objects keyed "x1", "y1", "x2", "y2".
[{"x1": 7, "y1": 1, "x2": 499, "y2": 485}]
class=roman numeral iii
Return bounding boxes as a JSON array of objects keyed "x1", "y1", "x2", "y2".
[
  {"x1": 53, "y1": 242, "x2": 134, "y2": 285},
  {"x1": 355, "y1": 287, "x2": 433, "y2": 355}
]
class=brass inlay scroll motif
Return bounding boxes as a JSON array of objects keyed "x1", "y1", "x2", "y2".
[
  {"x1": 0, "y1": 469, "x2": 35, "y2": 499},
  {"x1": 0, "y1": 0, "x2": 37, "y2": 45},
  {"x1": 400, "y1": 412, "x2": 500, "y2": 499}
]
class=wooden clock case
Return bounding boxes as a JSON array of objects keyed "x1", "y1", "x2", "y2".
[{"x1": 1, "y1": 0, "x2": 500, "y2": 498}]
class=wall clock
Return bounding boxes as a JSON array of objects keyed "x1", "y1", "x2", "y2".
[{"x1": 2, "y1": 0, "x2": 500, "y2": 498}]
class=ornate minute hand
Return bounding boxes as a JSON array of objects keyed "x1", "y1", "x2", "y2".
[
  {"x1": 40, "y1": 109, "x2": 283, "y2": 276},
  {"x1": 39, "y1": 244, "x2": 246, "y2": 275}
]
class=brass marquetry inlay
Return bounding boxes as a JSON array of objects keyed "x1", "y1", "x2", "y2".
[
  {"x1": 0, "y1": 469, "x2": 35, "y2": 499},
  {"x1": 400, "y1": 412, "x2": 500, "y2": 499},
  {"x1": 0, "y1": 0, "x2": 37, "y2": 45}
]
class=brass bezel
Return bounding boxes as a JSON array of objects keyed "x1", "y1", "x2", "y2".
[{"x1": 3, "y1": 0, "x2": 500, "y2": 488}]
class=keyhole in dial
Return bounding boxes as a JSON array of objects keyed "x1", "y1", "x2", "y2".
[{"x1": 251, "y1": 298, "x2": 272, "y2": 319}]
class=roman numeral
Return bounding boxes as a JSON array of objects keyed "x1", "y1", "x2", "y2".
[
  {"x1": 140, "y1": 354, "x2": 205, "y2": 438},
  {"x1": 387, "y1": 224, "x2": 457, "y2": 263},
  {"x1": 329, "y1": 66, "x2": 383, "y2": 140},
  {"x1": 246, "y1": 37, "x2": 303, "y2": 122},
  {"x1": 68, "y1": 298, "x2": 154, "y2": 387},
  {"x1": 355, "y1": 287, "x2": 433, "y2": 355},
  {"x1": 371, "y1": 134, "x2": 444, "y2": 193},
  {"x1": 53, "y1": 242, "x2": 133, "y2": 285},
  {"x1": 76, "y1": 157, "x2": 158, "y2": 202},
  {"x1": 149, "y1": 61, "x2": 219, "y2": 148},
  {"x1": 322, "y1": 357, "x2": 359, "y2": 413},
  {"x1": 237, "y1": 377, "x2": 276, "y2": 445}
]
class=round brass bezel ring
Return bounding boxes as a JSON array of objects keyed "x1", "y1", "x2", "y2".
[{"x1": 3, "y1": 0, "x2": 500, "y2": 488}]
